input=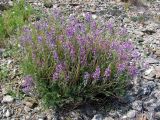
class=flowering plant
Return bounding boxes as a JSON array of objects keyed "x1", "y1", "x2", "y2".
[{"x1": 20, "y1": 12, "x2": 139, "y2": 108}]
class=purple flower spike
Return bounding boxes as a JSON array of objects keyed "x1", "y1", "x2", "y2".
[
  {"x1": 85, "y1": 12, "x2": 92, "y2": 22},
  {"x1": 92, "y1": 66, "x2": 100, "y2": 80},
  {"x1": 53, "y1": 51, "x2": 59, "y2": 62},
  {"x1": 119, "y1": 27, "x2": 128, "y2": 36},
  {"x1": 104, "y1": 66, "x2": 111, "y2": 78},
  {"x1": 38, "y1": 36, "x2": 43, "y2": 43},
  {"x1": 117, "y1": 63, "x2": 126, "y2": 73},
  {"x1": 84, "y1": 72, "x2": 90, "y2": 80},
  {"x1": 128, "y1": 66, "x2": 139, "y2": 77},
  {"x1": 107, "y1": 22, "x2": 114, "y2": 33}
]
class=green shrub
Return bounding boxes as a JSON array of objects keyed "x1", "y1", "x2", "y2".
[
  {"x1": 0, "y1": 0, "x2": 33, "y2": 47},
  {"x1": 20, "y1": 12, "x2": 139, "y2": 109}
]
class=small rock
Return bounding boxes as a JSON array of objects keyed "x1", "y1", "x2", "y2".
[
  {"x1": 25, "y1": 101, "x2": 34, "y2": 108},
  {"x1": 155, "y1": 66, "x2": 160, "y2": 78},
  {"x1": 0, "y1": 48, "x2": 5, "y2": 56},
  {"x1": 123, "y1": 18, "x2": 130, "y2": 23},
  {"x1": 24, "y1": 106, "x2": 31, "y2": 113},
  {"x1": 155, "y1": 50, "x2": 160, "y2": 57},
  {"x1": 153, "y1": 90, "x2": 160, "y2": 99},
  {"x1": 5, "y1": 109, "x2": 11, "y2": 117},
  {"x1": 134, "y1": 30, "x2": 144, "y2": 37},
  {"x1": 92, "y1": 114, "x2": 103, "y2": 120},
  {"x1": 154, "y1": 104, "x2": 160, "y2": 112},
  {"x1": 104, "y1": 116, "x2": 114, "y2": 120},
  {"x1": 144, "y1": 57, "x2": 159, "y2": 64},
  {"x1": 2, "y1": 95, "x2": 14, "y2": 103},
  {"x1": 126, "y1": 110, "x2": 136, "y2": 118},
  {"x1": 144, "y1": 67, "x2": 154, "y2": 76},
  {"x1": 136, "y1": 114, "x2": 148, "y2": 120},
  {"x1": 8, "y1": 1, "x2": 13, "y2": 6},
  {"x1": 1, "y1": 87, "x2": 7, "y2": 95},
  {"x1": 37, "y1": 114, "x2": 47, "y2": 120},
  {"x1": 23, "y1": 97, "x2": 38, "y2": 109},
  {"x1": 44, "y1": 2, "x2": 53, "y2": 8},
  {"x1": 144, "y1": 99, "x2": 156, "y2": 111},
  {"x1": 92, "y1": 14, "x2": 97, "y2": 19},
  {"x1": 155, "y1": 112, "x2": 160, "y2": 120},
  {"x1": 132, "y1": 100, "x2": 143, "y2": 111}
]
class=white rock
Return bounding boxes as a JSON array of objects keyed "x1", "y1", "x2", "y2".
[
  {"x1": 24, "y1": 106, "x2": 31, "y2": 113},
  {"x1": 144, "y1": 67, "x2": 154, "y2": 76},
  {"x1": 2, "y1": 95, "x2": 14, "y2": 103},
  {"x1": 127, "y1": 110, "x2": 136, "y2": 118},
  {"x1": 92, "y1": 14, "x2": 97, "y2": 19},
  {"x1": 5, "y1": 110, "x2": 11, "y2": 117},
  {"x1": 92, "y1": 114, "x2": 103, "y2": 120},
  {"x1": 104, "y1": 116, "x2": 114, "y2": 120},
  {"x1": 8, "y1": 1, "x2": 13, "y2": 6}
]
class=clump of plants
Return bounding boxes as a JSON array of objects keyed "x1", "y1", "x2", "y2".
[
  {"x1": 20, "y1": 12, "x2": 140, "y2": 109},
  {"x1": 0, "y1": 0, "x2": 33, "y2": 46}
]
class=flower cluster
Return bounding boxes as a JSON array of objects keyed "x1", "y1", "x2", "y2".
[{"x1": 20, "y1": 12, "x2": 140, "y2": 108}]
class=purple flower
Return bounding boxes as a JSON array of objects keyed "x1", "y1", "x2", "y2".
[
  {"x1": 91, "y1": 21, "x2": 97, "y2": 30},
  {"x1": 64, "y1": 41, "x2": 76, "y2": 61},
  {"x1": 80, "y1": 47, "x2": 86, "y2": 64},
  {"x1": 92, "y1": 66, "x2": 101, "y2": 80},
  {"x1": 53, "y1": 51, "x2": 59, "y2": 62},
  {"x1": 66, "y1": 26, "x2": 75, "y2": 38},
  {"x1": 52, "y1": 63, "x2": 65, "y2": 81},
  {"x1": 107, "y1": 22, "x2": 114, "y2": 33},
  {"x1": 22, "y1": 75, "x2": 34, "y2": 93},
  {"x1": 84, "y1": 72, "x2": 90, "y2": 80},
  {"x1": 52, "y1": 72, "x2": 59, "y2": 81},
  {"x1": 119, "y1": 27, "x2": 128, "y2": 36},
  {"x1": 117, "y1": 63, "x2": 126, "y2": 73},
  {"x1": 128, "y1": 65, "x2": 138, "y2": 77},
  {"x1": 104, "y1": 66, "x2": 111, "y2": 78},
  {"x1": 85, "y1": 13, "x2": 92, "y2": 22},
  {"x1": 38, "y1": 36, "x2": 43, "y2": 43},
  {"x1": 122, "y1": 41, "x2": 133, "y2": 51},
  {"x1": 131, "y1": 50, "x2": 140, "y2": 59}
]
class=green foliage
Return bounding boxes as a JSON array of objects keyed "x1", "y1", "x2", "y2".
[
  {"x1": 3, "y1": 0, "x2": 32, "y2": 35},
  {"x1": 20, "y1": 13, "x2": 139, "y2": 109},
  {"x1": 0, "y1": 0, "x2": 33, "y2": 47},
  {"x1": 0, "y1": 62, "x2": 9, "y2": 82}
]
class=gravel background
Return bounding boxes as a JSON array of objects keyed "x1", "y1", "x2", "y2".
[{"x1": 0, "y1": 0, "x2": 160, "y2": 120}]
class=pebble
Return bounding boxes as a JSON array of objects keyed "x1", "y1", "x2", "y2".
[
  {"x1": 92, "y1": 114, "x2": 103, "y2": 120},
  {"x1": 2, "y1": 95, "x2": 14, "y2": 103},
  {"x1": 0, "y1": 0, "x2": 160, "y2": 120},
  {"x1": 132, "y1": 100, "x2": 143, "y2": 111},
  {"x1": 126, "y1": 110, "x2": 136, "y2": 118},
  {"x1": 104, "y1": 116, "x2": 114, "y2": 120},
  {"x1": 24, "y1": 106, "x2": 31, "y2": 113},
  {"x1": 5, "y1": 109, "x2": 11, "y2": 117},
  {"x1": 144, "y1": 57, "x2": 159, "y2": 64},
  {"x1": 155, "y1": 112, "x2": 160, "y2": 120}
]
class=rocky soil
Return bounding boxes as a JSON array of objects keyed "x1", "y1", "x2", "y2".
[{"x1": 0, "y1": 0, "x2": 160, "y2": 120}]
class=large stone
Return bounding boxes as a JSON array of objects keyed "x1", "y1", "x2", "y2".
[{"x1": 2, "y1": 95, "x2": 14, "y2": 103}]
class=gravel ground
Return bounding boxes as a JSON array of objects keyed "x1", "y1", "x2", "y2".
[{"x1": 0, "y1": 0, "x2": 160, "y2": 120}]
